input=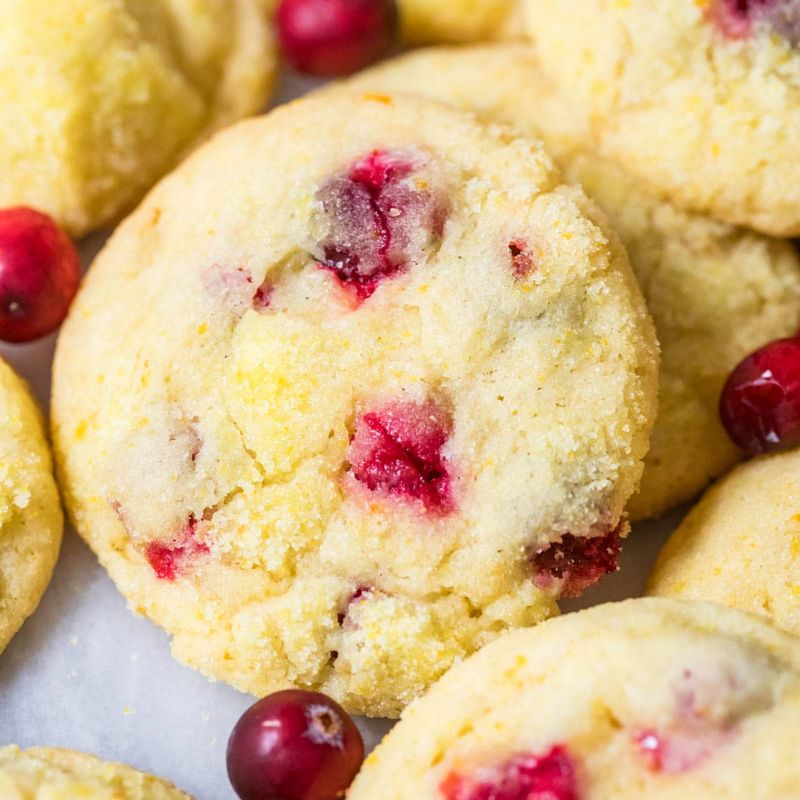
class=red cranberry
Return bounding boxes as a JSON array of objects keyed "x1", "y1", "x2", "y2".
[
  {"x1": 145, "y1": 515, "x2": 209, "y2": 581},
  {"x1": 719, "y1": 336, "x2": 800, "y2": 455},
  {"x1": 509, "y1": 240, "x2": 535, "y2": 280},
  {"x1": 227, "y1": 689, "x2": 365, "y2": 800},
  {"x1": 532, "y1": 525, "x2": 622, "y2": 599},
  {"x1": 713, "y1": 0, "x2": 800, "y2": 44},
  {"x1": 317, "y1": 150, "x2": 446, "y2": 302},
  {"x1": 277, "y1": 0, "x2": 397, "y2": 77},
  {"x1": 0, "y1": 207, "x2": 80, "y2": 343},
  {"x1": 348, "y1": 398, "x2": 454, "y2": 513},
  {"x1": 441, "y1": 746, "x2": 579, "y2": 800}
]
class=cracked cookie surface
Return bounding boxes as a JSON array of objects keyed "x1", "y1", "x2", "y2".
[
  {"x1": 0, "y1": 746, "x2": 190, "y2": 799},
  {"x1": 341, "y1": 45, "x2": 800, "y2": 519},
  {"x1": 0, "y1": 358, "x2": 62, "y2": 655},
  {"x1": 524, "y1": 0, "x2": 800, "y2": 236},
  {"x1": 52, "y1": 92, "x2": 657, "y2": 717},
  {"x1": 0, "y1": 0, "x2": 275, "y2": 237},
  {"x1": 349, "y1": 598, "x2": 800, "y2": 799}
]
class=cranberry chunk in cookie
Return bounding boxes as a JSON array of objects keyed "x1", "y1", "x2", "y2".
[{"x1": 316, "y1": 149, "x2": 447, "y2": 301}]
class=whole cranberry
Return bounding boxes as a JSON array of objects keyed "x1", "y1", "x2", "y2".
[
  {"x1": 227, "y1": 689, "x2": 365, "y2": 800},
  {"x1": 277, "y1": 0, "x2": 397, "y2": 77},
  {"x1": 0, "y1": 207, "x2": 80, "y2": 343},
  {"x1": 720, "y1": 337, "x2": 800, "y2": 455}
]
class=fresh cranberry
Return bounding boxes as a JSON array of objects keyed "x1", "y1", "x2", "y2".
[
  {"x1": 713, "y1": 0, "x2": 800, "y2": 44},
  {"x1": 277, "y1": 0, "x2": 397, "y2": 77},
  {"x1": 317, "y1": 150, "x2": 446, "y2": 302},
  {"x1": 509, "y1": 240, "x2": 535, "y2": 280},
  {"x1": 0, "y1": 207, "x2": 80, "y2": 343},
  {"x1": 348, "y1": 398, "x2": 454, "y2": 513},
  {"x1": 532, "y1": 525, "x2": 622, "y2": 599},
  {"x1": 719, "y1": 336, "x2": 800, "y2": 455},
  {"x1": 440, "y1": 746, "x2": 579, "y2": 800},
  {"x1": 145, "y1": 516, "x2": 209, "y2": 581},
  {"x1": 227, "y1": 689, "x2": 365, "y2": 800}
]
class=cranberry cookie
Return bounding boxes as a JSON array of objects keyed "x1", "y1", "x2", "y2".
[
  {"x1": 0, "y1": 746, "x2": 190, "y2": 799},
  {"x1": 0, "y1": 358, "x2": 62, "y2": 655},
  {"x1": 52, "y1": 92, "x2": 657, "y2": 717},
  {"x1": 525, "y1": 0, "x2": 800, "y2": 236},
  {"x1": 0, "y1": 0, "x2": 275, "y2": 237},
  {"x1": 649, "y1": 449, "x2": 800, "y2": 636},
  {"x1": 341, "y1": 45, "x2": 800, "y2": 519},
  {"x1": 349, "y1": 599, "x2": 800, "y2": 799}
]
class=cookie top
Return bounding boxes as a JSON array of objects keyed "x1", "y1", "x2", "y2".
[
  {"x1": 52, "y1": 92, "x2": 657, "y2": 717},
  {"x1": 349, "y1": 598, "x2": 800, "y2": 799},
  {"x1": 0, "y1": 746, "x2": 190, "y2": 799},
  {"x1": 649, "y1": 449, "x2": 800, "y2": 637},
  {"x1": 524, "y1": 0, "x2": 800, "y2": 236},
  {"x1": 397, "y1": 0, "x2": 521, "y2": 44},
  {"x1": 341, "y1": 45, "x2": 800, "y2": 520},
  {"x1": 0, "y1": 0, "x2": 275, "y2": 237},
  {"x1": 0, "y1": 358, "x2": 62, "y2": 655}
]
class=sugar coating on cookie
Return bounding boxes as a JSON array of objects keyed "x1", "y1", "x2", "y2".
[
  {"x1": 0, "y1": 746, "x2": 190, "y2": 799},
  {"x1": 0, "y1": 359, "x2": 62, "y2": 655},
  {"x1": 341, "y1": 45, "x2": 800, "y2": 519},
  {"x1": 349, "y1": 598, "x2": 800, "y2": 799},
  {"x1": 397, "y1": 0, "x2": 521, "y2": 44},
  {"x1": 649, "y1": 449, "x2": 800, "y2": 636},
  {"x1": 0, "y1": 0, "x2": 275, "y2": 237},
  {"x1": 524, "y1": 0, "x2": 800, "y2": 236},
  {"x1": 52, "y1": 92, "x2": 657, "y2": 717}
]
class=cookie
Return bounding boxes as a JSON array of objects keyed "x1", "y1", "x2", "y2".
[
  {"x1": 0, "y1": 0, "x2": 275, "y2": 237},
  {"x1": 397, "y1": 0, "x2": 521, "y2": 44},
  {"x1": 52, "y1": 92, "x2": 658, "y2": 717},
  {"x1": 649, "y1": 449, "x2": 800, "y2": 637},
  {"x1": 524, "y1": 0, "x2": 800, "y2": 236},
  {"x1": 340, "y1": 45, "x2": 800, "y2": 519},
  {"x1": 0, "y1": 745, "x2": 190, "y2": 799},
  {"x1": 349, "y1": 598, "x2": 800, "y2": 799},
  {"x1": 0, "y1": 358, "x2": 62, "y2": 655}
]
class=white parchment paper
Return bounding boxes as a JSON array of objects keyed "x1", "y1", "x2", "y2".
[{"x1": 0, "y1": 69, "x2": 681, "y2": 799}]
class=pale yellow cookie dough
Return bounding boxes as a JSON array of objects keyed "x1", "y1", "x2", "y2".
[
  {"x1": 53, "y1": 92, "x2": 657, "y2": 717},
  {"x1": 0, "y1": 0, "x2": 276, "y2": 237},
  {"x1": 341, "y1": 45, "x2": 800, "y2": 519},
  {"x1": 649, "y1": 449, "x2": 800, "y2": 636},
  {"x1": 0, "y1": 746, "x2": 190, "y2": 800},
  {"x1": 397, "y1": 0, "x2": 521, "y2": 44},
  {"x1": 0, "y1": 359, "x2": 62, "y2": 655},
  {"x1": 350, "y1": 598, "x2": 800, "y2": 799},
  {"x1": 525, "y1": 0, "x2": 800, "y2": 236}
]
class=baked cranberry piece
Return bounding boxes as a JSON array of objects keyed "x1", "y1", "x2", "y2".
[
  {"x1": 348, "y1": 398, "x2": 454, "y2": 513},
  {"x1": 634, "y1": 728, "x2": 726, "y2": 775},
  {"x1": 145, "y1": 515, "x2": 209, "y2": 581},
  {"x1": 0, "y1": 207, "x2": 80, "y2": 343},
  {"x1": 441, "y1": 746, "x2": 579, "y2": 800},
  {"x1": 277, "y1": 0, "x2": 397, "y2": 78},
  {"x1": 713, "y1": 0, "x2": 800, "y2": 44},
  {"x1": 317, "y1": 150, "x2": 446, "y2": 302},
  {"x1": 719, "y1": 336, "x2": 800, "y2": 455},
  {"x1": 509, "y1": 240, "x2": 535, "y2": 280},
  {"x1": 227, "y1": 690, "x2": 364, "y2": 800},
  {"x1": 532, "y1": 525, "x2": 622, "y2": 599}
]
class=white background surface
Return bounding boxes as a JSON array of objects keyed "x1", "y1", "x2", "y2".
[{"x1": 0, "y1": 70, "x2": 681, "y2": 799}]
